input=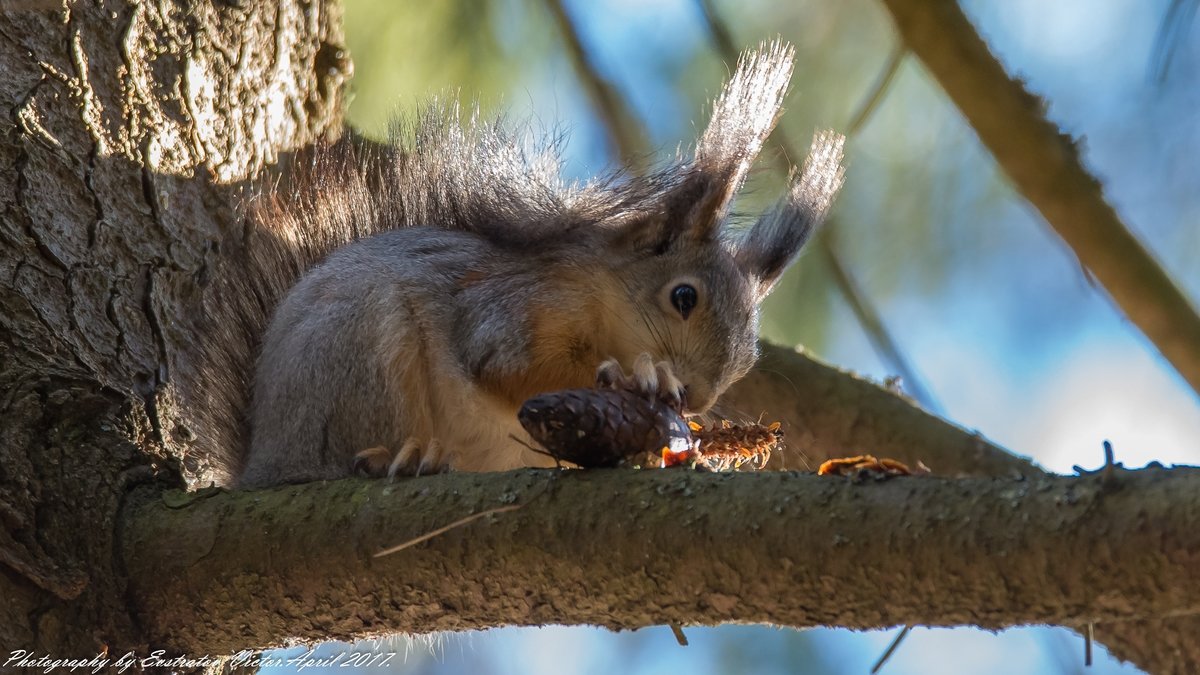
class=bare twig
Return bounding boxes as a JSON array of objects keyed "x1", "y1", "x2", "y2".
[
  {"x1": 1101, "y1": 439, "x2": 1117, "y2": 485},
  {"x1": 847, "y1": 44, "x2": 906, "y2": 136},
  {"x1": 870, "y1": 624, "x2": 911, "y2": 674},
  {"x1": 374, "y1": 504, "x2": 524, "y2": 557},
  {"x1": 1084, "y1": 622, "x2": 1094, "y2": 667},
  {"x1": 879, "y1": 0, "x2": 1200, "y2": 401}
]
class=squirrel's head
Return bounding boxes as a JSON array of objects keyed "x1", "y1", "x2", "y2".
[
  {"x1": 597, "y1": 130, "x2": 842, "y2": 413},
  {"x1": 433, "y1": 41, "x2": 842, "y2": 414},
  {"x1": 593, "y1": 41, "x2": 844, "y2": 414}
]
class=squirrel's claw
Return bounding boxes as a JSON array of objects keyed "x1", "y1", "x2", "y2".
[
  {"x1": 631, "y1": 353, "x2": 659, "y2": 396},
  {"x1": 417, "y1": 439, "x2": 448, "y2": 476},
  {"x1": 383, "y1": 438, "x2": 452, "y2": 479},
  {"x1": 596, "y1": 354, "x2": 686, "y2": 413},
  {"x1": 388, "y1": 438, "x2": 421, "y2": 479},
  {"x1": 654, "y1": 360, "x2": 686, "y2": 413},
  {"x1": 595, "y1": 358, "x2": 626, "y2": 390}
]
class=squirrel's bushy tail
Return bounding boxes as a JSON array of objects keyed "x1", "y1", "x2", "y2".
[
  {"x1": 173, "y1": 138, "x2": 384, "y2": 486},
  {"x1": 172, "y1": 108, "x2": 621, "y2": 487}
]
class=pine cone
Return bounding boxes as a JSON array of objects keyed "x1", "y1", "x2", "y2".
[{"x1": 518, "y1": 388, "x2": 693, "y2": 468}]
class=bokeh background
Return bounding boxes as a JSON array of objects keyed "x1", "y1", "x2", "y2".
[{"x1": 262, "y1": 0, "x2": 1200, "y2": 672}]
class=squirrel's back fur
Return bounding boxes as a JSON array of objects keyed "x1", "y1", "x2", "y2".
[{"x1": 175, "y1": 40, "x2": 844, "y2": 488}]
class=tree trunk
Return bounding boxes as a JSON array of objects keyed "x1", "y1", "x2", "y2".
[{"x1": 0, "y1": 0, "x2": 346, "y2": 656}]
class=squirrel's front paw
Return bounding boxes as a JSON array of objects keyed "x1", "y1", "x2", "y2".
[
  {"x1": 596, "y1": 353, "x2": 685, "y2": 411},
  {"x1": 353, "y1": 438, "x2": 451, "y2": 479}
]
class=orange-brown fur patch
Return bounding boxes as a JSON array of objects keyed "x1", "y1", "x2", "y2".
[
  {"x1": 381, "y1": 297, "x2": 439, "y2": 441},
  {"x1": 479, "y1": 271, "x2": 618, "y2": 407}
]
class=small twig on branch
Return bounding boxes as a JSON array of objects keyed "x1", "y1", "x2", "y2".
[
  {"x1": 870, "y1": 624, "x2": 911, "y2": 674},
  {"x1": 374, "y1": 503, "x2": 525, "y2": 558},
  {"x1": 1085, "y1": 622, "x2": 1094, "y2": 667},
  {"x1": 1101, "y1": 440, "x2": 1117, "y2": 485},
  {"x1": 1071, "y1": 440, "x2": 1121, "y2": 487}
]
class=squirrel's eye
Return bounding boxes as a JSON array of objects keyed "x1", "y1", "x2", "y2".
[{"x1": 670, "y1": 284, "x2": 698, "y2": 319}]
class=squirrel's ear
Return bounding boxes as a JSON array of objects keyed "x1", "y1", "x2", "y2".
[
  {"x1": 736, "y1": 131, "x2": 845, "y2": 298},
  {"x1": 676, "y1": 39, "x2": 797, "y2": 242}
]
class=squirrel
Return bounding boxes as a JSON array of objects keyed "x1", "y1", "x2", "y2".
[{"x1": 176, "y1": 40, "x2": 843, "y2": 489}]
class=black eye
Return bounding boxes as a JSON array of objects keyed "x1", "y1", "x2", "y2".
[{"x1": 670, "y1": 284, "x2": 698, "y2": 319}]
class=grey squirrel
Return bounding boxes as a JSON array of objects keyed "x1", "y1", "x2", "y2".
[{"x1": 179, "y1": 40, "x2": 843, "y2": 488}]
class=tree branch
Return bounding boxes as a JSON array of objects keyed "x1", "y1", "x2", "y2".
[
  {"x1": 878, "y1": 0, "x2": 1200, "y2": 400},
  {"x1": 122, "y1": 466, "x2": 1200, "y2": 654},
  {"x1": 1095, "y1": 617, "x2": 1200, "y2": 675},
  {"x1": 721, "y1": 342, "x2": 1038, "y2": 477}
]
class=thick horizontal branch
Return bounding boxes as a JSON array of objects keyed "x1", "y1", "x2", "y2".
[
  {"x1": 1095, "y1": 616, "x2": 1200, "y2": 675},
  {"x1": 725, "y1": 342, "x2": 1039, "y2": 477},
  {"x1": 878, "y1": 0, "x2": 1200, "y2": 399},
  {"x1": 121, "y1": 466, "x2": 1200, "y2": 654}
]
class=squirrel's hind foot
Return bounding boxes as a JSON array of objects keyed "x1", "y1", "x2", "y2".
[
  {"x1": 353, "y1": 446, "x2": 393, "y2": 477},
  {"x1": 596, "y1": 353, "x2": 686, "y2": 412},
  {"x1": 352, "y1": 439, "x2": 452, "y2": 479}
]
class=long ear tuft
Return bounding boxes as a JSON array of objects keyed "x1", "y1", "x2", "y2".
[
  {"x1": 736, "y1": 130, "x2": 845, "y2": 297},
  {"x1": 666, "y1": 40, "x2": 796, "y2": 243}
]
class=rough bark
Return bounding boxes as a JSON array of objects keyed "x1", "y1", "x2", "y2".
[
  {"x1": 0, "y1": 0, "x2": 346, "y2": 658},
  {"x1": 121, "y1": 466, "x2": 1200, "y2": 654},
  {"x1": 1096, "y1": 617, "x2": 1200, "y2": 675},
  {"x1": 878, "y1": 0, "x2": 1200, "y2": 400}
]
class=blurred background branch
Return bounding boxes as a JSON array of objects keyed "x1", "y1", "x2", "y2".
[
  {"x1": 541, "y1": 0, "x2": 650, "y2": 167},
  {"x1": 880, "y1": 0, "x2": 1200, "y2": 401},
  {"x1": 1150, "y1": 0, "x2": 1199, "y2": 82}
]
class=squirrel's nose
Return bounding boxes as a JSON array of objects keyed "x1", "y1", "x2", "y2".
[{"x1": 682, "y1": 384, "x2": 717, "y2": 416}]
